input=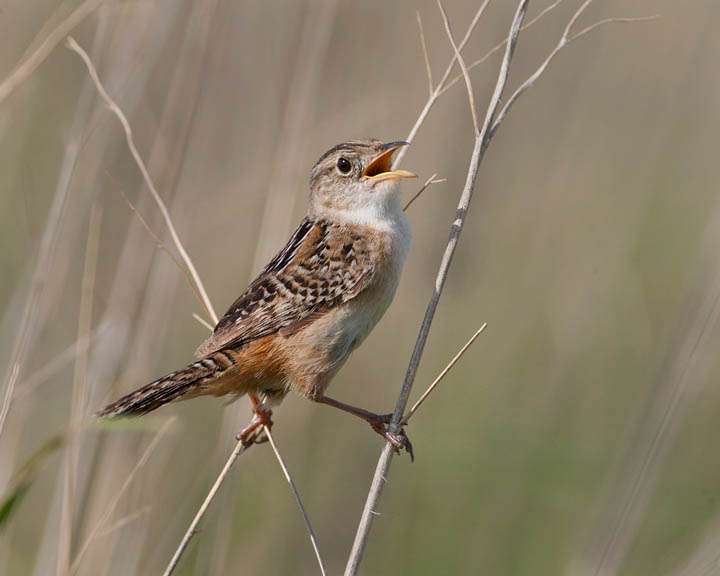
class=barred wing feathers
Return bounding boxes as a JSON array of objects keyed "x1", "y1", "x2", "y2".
[{"x1": 195, "y1": 218, "x2": 376, "y2": 358}]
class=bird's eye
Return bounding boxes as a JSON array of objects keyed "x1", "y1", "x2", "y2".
[{"x1": 336, "y1": 157, "x2": 352, "y2": 175}]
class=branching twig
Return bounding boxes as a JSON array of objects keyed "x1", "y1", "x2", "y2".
[
  {"x1": 344, "y1": 3, "x2": 529, "y2": 574},
  {"x1": 568, "y1": 15, "x2": 659, "y2": 42},
  {"x1": 439, "y1": 0, "x2": 565, "y2": 97},
  {"x1": 490, "y1": 3, "x2": 658, "y2": 136},
  {"x1": 393, "y1": 0, "x2": 490, "y2": 168},
  {"x1": 403, "y1": 323, "x2": 487, "y2": 423},
  {"x1": 66, "y1": 36, "x2": 219, "y2": 325},
  {"x1": 394, "y1": 0, "x2": 574, "y2": 167},
  {"x1": 437, "y1": 0, "x2": 479, "y2": 137}
]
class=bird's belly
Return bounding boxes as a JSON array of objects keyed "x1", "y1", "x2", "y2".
[
  {"x1": 282, "y1": 276, "x2": 399, "y2": 398},
  {"x1": 316, "y1": 289, "x2": 393, "y2": 365}
]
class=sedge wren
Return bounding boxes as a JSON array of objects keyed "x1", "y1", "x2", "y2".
[{"x1": 99, "y1": 140, "x2": 416, "y2": 455}]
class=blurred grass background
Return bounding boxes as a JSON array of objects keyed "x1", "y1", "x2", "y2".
[{"x1": 1, "y1": 0, "x2": 720, "y2": 574}]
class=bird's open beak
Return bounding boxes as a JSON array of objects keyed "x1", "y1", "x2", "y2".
[{"x1": 362, "y1": 141, "x2": 417, "y2": 182}]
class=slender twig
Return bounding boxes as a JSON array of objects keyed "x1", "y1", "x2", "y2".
[
  {"x1": 110, "y1": 177, "x2": 212, "y2": 327},
  {"x1": 568, "y1": 15, "x2": 658, "y2": 43},
  {"x1": 416, "y1": 11, "x2": 434, "y2": 96},
  {"x1": 403, "y1": 323, "x2": 487, "y2": 423},
  {"x1": 162, "y1": 439, "x2": 250, "y2": 576},
  {"x1": 439, "y1": 0, "x2": 565, "y2": 97},
  {"x1": 392, "y1": 0, "x2": 571, "y2": 165},
  {"x1": 437, "y1": 0, "x2": 479, "y2": 137},
  {"x1": 66, "y1": 36, "x2": 218, "y2": 325},
  {"x1": 403, "y1": 173, "x2": 446, "y2": 212},
  {"x1": 392, "y1": 0, "x2": 490, "y2": 168},
  {"x1": 0, "y1": 0, "x2": 105, "y2": 105},
  {"x1": 344, "y1": 4, "x2": 529, "y2": 574},
  {"x1": 70, "y1": 418, "x2": 175, "y2": 574},
  {"x1": 491, "y1": 3, "x2": 658, "y2": 136},
  {"x1": 266, "y1": 428, "x2": 328, "y2": 576}
]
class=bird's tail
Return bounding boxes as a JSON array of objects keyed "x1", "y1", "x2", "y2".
[{"x1": 97, "y1": 351, "x2": 235, "y2": 418}]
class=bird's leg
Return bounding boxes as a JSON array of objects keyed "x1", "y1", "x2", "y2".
[
  {"x1": 314, "y1": 395, "x2": 413, "y2": 460},
  {"x1": 236, "y1": 393, "x2": 273, "y2": 446}
]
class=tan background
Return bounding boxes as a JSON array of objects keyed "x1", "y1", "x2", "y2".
[{"x1": 1, "y1": 1, "x2": 719, "y2": 574}]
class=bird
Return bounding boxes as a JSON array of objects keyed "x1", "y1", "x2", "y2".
[{"x1": 98, "y1": 139, "x2": 416, "y2": 455}]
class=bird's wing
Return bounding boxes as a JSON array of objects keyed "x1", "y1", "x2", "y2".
[{"x1": 195, "y1": 217, "x2": 376, "y2": 358}]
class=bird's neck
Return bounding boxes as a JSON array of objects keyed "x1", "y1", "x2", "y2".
[{"x1": 309, "y1": 186, "x2": 405, "y2": 232}]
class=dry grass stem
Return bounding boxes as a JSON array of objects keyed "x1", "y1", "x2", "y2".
[
  {"x1": 392, "y1": 0, "x2": 489, "y2": 168},
  {"x1": 266, "y1": 428, "x2": 328, "y2": 576},
  {"x1": 0, "y1": 362, "x2": 22, "y2": 441},
  {"x1": 403, "y1": 173, "x2": 446, "y2": 212},
  {"x1": 66, "y1": 36, "x2": 219, "y2": 325},
  {"x1": 96, "y1": 506, "x2": 152, "y2": 538},
  {"x1": 69, "y1": 36, "x2": 322, "y2": 576},
  {"x1": 568, "y1": 15, "x2": 660, "y2": 43},
  {"x1": 0, "y1": 15, "x2": 108, "y2": 444},
  {"x1": 437, "y1": 0, "x2": 480, "y2": 137},
  {"x1": 0, "y1": 0, "x2": 105, "y2": 105},
  {"x1": 166, "y1": 428, "x2": 328, "y2": 576},
  {"x1": 344, "y1": 3, "x2": 529, "y2": 574},
  {"x1": 162, "y1": 439, "x2": 250, "y2": 576},
  {"x1": 588, "y1": 239, "x2": 720, "y2": 574},
  {"x1": 70, "y1": 418, "x2": 175, "y2": 574},
  {"x1": 2, "y1": 2, "x2": 709, "y2": 574},
  {"x1": 192, "y1": 313, "x2": 215, "y2": 333},
  {"x1": 416, "y1": 11, "x2": 434, "y2": 96},
  {"x1": 58, "y1": 205, "x2": 102, "y2": 576},
  {"x1": 439, "y1": 0, "x2": 565, "y2": 97},
  {"x1": 403, "y1": 323, "x2": 487, "y2": 423},
  {"x1": 13, "y1": 324, "x2": 106, "y2": 401}
]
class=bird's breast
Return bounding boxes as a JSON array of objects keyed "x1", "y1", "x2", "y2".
[{"x1": 339, "y1": 216, "x2": 411, "y2": 352}]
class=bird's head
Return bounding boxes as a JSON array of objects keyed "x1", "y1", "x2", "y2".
[{"x1": 308, "y1": 139, "x2": 416, "y2": 222}]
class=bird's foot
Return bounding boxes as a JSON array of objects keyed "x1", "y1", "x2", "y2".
[
  {"x1": 314, "y1": 396, "x2": 415, "y2": 461},
  {"x1": 366, "y1": 414, "x2": 414, "y2": 462},
  {"x1": 236, "y1": 405, "x2": 273, "y2": 446}
]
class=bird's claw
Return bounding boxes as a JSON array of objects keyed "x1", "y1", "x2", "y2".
[
  {"x1": 370, "y1": 419, "x2": 414, "y2": 462},
  {"x1": 236, "y1": 406, "x2": 273, "y2": 446}
]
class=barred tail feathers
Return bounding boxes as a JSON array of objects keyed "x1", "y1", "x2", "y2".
[{"x1": 97, "y1": 351, "x2": 236, "y2": 418}]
